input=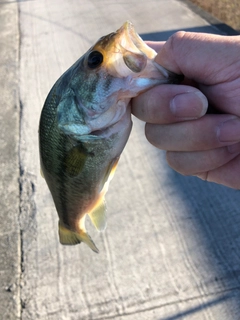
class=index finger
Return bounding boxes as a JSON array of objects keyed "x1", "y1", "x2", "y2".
[{"x1": 132, "y1": 84, "x2": 208, "y2": 124}]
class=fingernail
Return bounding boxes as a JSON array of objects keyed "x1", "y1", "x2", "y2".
[
  {"x1": 170, "y1": 91, "x2": 208, "y2": 119},
  {"x1": 217, "y1": 118, "x2": 240, "y2": 142}
]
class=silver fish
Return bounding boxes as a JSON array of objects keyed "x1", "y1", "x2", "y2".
[{"x1": 39, "y1": 21, "x2": 183, "y2": 253}]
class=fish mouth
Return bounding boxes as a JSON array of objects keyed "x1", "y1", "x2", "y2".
[
  {"x1": 116, "y1": 21, "x2": 183, "y2": 83},
  {"x1": 121, "y1": 21, "x2": 157, "y2": 61},
  {"x1": 115, "y1": 21, "x2": 156, "y2": 74},
  {"x1": 93, "y1": 21, "x2": 183, "y2": 83}
]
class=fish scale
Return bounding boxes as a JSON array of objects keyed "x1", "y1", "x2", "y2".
[{"x1": 39, "y1": 21, "x2": 183, "y2": 253}]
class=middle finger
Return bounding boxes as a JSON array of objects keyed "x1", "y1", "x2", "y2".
[{"x1": 145, "y1": 114, "x2": 239, "y2": 151}]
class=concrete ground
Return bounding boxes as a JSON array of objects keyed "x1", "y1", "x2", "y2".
[{"x1": 1, "y1": 0, "x2": 240, "y2": 319}]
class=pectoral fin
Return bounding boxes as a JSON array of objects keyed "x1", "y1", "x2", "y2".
[
  {"x1": 58, "y1": 221, "x2": 99, "y2": 253},
  {"x1": 88, "y1": 199, "x2": 107, "y2": 232},
  {"x1": 64, "y1": 145, "x2": 88, "y2": 177}
]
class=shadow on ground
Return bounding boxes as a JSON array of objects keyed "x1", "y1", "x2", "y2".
[
  {"x1": 140, "y1": 24, "x2": 239, "y2": 42},
  {"x1": 160, "y1": 292, "x2": 234, "y2": 320}
]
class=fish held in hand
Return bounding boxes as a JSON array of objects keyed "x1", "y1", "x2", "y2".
[{"x1": 39, "y1": 21, "x2": 183, "y2": 253}]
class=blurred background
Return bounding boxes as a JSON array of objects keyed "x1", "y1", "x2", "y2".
[{"x1": 189, "y1": 0, "x2": 240, "y2": 32}]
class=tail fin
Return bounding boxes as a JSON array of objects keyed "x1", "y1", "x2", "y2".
[{"x1": 58, "y1": 221, "x2": 99, "y2": 253}]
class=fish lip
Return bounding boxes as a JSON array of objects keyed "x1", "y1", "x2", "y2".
[
  {"x1": 122, "y1": 21, "x2": 184, "y2": 84},
  {"x1": 89, "y1": 106, "x2": 131, "y2": 139},
  {"x1": 89, "y1": 117, "x2": 123, "y2": 138},
  {"x1": 153, "y1": 61, "x2": 184, "y2": 84},
  {"x1": 81, "y1": 119, "x2": 124, "y2": 140},
  {"x1": 122, "y1": 21, "x2": 156, "y2": 60}
]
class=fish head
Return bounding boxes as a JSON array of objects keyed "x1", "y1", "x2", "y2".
[
  {"x1": 88, "y1": 21, "x2": 172, "y2": 80},
  {"x1": 58, "y1": 21, "x2": 183, "y2": 137}
]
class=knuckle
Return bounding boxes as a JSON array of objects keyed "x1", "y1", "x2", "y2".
[
  {"x1": 168, "y1": 31, "x2": 187, "y2": 53},
  {"x1": 169, "y1": 31, "x2": 187, "y2": 43}
]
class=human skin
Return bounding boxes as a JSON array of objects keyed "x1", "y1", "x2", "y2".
[{"x1": 132, "y1": 31, "x2": 240, "y2": 189}]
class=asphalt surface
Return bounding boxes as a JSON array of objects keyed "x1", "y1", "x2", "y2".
[{"x1": 1, "y1": 0, "x2": 240, "y2": 319}]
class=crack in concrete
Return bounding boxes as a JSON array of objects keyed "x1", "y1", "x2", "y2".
[
  {"x1": 18, "y1": 99, "x2": 38, "y2": 318},
  {"x1": 17, "y1": 3, "x2": 22, "y2": 319},
  {"x1": 17, "y1": 5, "x2": 37, "y2": 315},
  {"x1": 18, "y1": 101, "x2": 24, "y2": 320},
  {"x1": 18, "y1": 148, "x2": 38, "y2": 318},
  {"x1": 17, "y1": 2, "x2": 38, "y2": 317}
]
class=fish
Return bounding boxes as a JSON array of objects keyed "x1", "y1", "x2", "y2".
[{"x1": 39, "y1": 21, "x2": 183, "y2": 253}]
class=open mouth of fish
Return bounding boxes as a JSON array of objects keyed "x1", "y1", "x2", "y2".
[
  {"x1": 77, "y1": 21, "x2": 182, "y2": 138},
  {"x1": 122, "y1": 21, "x2": 157, "y2": 61},
  {"x1": 109, "y1": 21, "x2": 183, "y2": 82},
  {"x1": 80, "y1": 21, "x2": 183, "y2": 139}
]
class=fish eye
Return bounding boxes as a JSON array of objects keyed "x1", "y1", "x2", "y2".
[{"x1": 87, "y1": 51, "x2": 103, "y2": 69}]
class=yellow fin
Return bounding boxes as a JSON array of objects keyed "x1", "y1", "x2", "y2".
[
  {"x1": 58, "y1": 221, "x2": 99, "y2": 253},
  {"x1": 88, "y1": 199, "x2": 107, "y2": 232},
  {"x1": 87, "y1": 158, "x2": 119, "y2": 232}
]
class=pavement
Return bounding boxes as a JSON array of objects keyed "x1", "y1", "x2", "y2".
[{"x1": 1, "y1": 0, "x2": 240, "y2": 319}]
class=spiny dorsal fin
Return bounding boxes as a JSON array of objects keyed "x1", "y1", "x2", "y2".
[{"x1": 88, "y1": 199, "x2": 107, "y2": 232}]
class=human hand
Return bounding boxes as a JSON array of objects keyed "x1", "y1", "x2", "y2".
[{"x1": 132, "y1": 32, "x2": 240, "y2": 189}]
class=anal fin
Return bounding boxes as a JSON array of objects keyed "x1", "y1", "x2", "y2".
[{"x1": 88, "y1": 199, "x2": 107, "y2": 232}]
